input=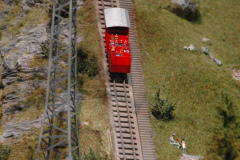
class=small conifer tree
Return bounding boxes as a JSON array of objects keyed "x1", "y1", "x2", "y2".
[{"x1": 151, "y1": 89, "x2": 176, "y2": 121}]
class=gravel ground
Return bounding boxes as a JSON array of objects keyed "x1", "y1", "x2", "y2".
[{"x1": 180, "y1": 154, "x2": 204, "y2": 160}]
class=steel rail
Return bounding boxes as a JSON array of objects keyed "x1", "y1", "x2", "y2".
[{"x1": 94, "y1": 0, "x2": 157, "y2": 159}]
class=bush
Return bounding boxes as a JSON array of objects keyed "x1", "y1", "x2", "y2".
[
  {"x1": 0, "y1": 144, "x2": 11, "y2": 160},
  {"x1": 40, "y1": 40, "x2": 50, "y2": 59},
  {"x1": 77, "y1": 48, "x2": 100, "y2": 77},
  {"x1": 151, "y1": 89, "x2": 177, "y2": 121}
]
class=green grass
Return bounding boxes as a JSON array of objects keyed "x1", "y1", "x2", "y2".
[
  {"x1": 133, "y1": 0, "x2": 240, "y2": 159},
  {"x1": 77, "y1": 0, "x2": 113, "y2": 158}
]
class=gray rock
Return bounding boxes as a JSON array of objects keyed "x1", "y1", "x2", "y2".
[
  {"x1": 202, "y1": 37, "x2": 210, "y2": 42},
  {"x1": 183, "y1": 46, "x2": 188, "y2": 50},
  {"x1": 180, "y1": 154, "x2": 204, "y2": 160},
  {"x1": 2, "y1": 0, "x2": 14, "y2": 5},
  {"x1": 59, "y1": 22, "x2": 83, "y2": 44},
  {"x1": 172, "y1": 0, "x2": 199, "y2": 10},
  {"x1": 0, "y1": 11, "x2": 9, "y2": 27},
  {"x1": 201, "y1": 46, "x2": 209, "y2": 55},
  {"x1": 209, "y1": 53, "x2": 222, "y2": 66},
  {"x1": 77, "y1": 0, "x2": 83, "y2": 9},
  {"x1": 184, "y1": 44, "x2": 197, "y2": 51},
  {"x1": 21, "y1": 0, "x2": 35, "y2": 13},
  {"x1": 170, "y1": 0, "x2": 200, "y2": 21},
  {"x1": 1, "y1": 115, "x2": 43, "y2": 139},
  {"x1": 214, "y1": 58, "x2": 222, "y2": 66},
  {"x1": 1, "y1": 25, "x2": 48, "y2": 115}
]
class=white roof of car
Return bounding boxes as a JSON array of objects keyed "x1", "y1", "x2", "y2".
[{"x1": 104, "y1": 8, "x2": 131, "y2": 28}]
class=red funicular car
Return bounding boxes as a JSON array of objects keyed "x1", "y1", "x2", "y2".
[{"x1": 104, "y1": 8, "x2": 131, "y2": 73}]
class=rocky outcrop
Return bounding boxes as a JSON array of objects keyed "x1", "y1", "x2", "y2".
[
  {"x1": 21, "y1": 0, "x2": 35, "y2": 13},
  {"x1": 201, "y1": 47, "x2": 222, "y2": 66},
  {"x1": 170, "y1": 0, "x2": 200, "y2": 21},
  {"x1": 1, "y1": 115, "x2": 43, "y2": 139},
  {"x1": 2, "y1": 0, "x2": 14, "y2": 5},
  {"x1": 1, "y1": 24, "x2": 48, "y2": 115}
]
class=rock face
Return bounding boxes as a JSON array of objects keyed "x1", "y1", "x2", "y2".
[
  {"x1": 21, "y1": 0, "x2": 35, "y2": 13},
  {"x1": 1, "y1": 115, "x2": 43, "y2": 139},
  {"x1": 0, "y1": 24, "x2": 48, "y2": 115},
  {"x1": 2, "y1": 0, "x2": 14, "y2": 5}
]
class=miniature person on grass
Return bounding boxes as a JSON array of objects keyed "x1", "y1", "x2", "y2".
[
  {"x1": 181, "y1": 138, "x2": 186, "y2": 154},
  {"x1": 170, "y1": 134, "x2": 181, "y2": 148}
]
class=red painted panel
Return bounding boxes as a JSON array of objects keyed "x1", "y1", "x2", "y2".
[{"x1": 105, "y1": 27, "x2": 131, "y2": 73}]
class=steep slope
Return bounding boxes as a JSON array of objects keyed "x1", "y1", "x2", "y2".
[
  {"x1": 0, "y1": 0, "x2": 113, "y2": 159},
  {"x1": 132, "y1": 0, "x2": 240, "y2": 159}
]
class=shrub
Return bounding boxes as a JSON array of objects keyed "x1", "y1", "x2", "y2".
[
  {"x1": 151, "y1": 89, "x2": 177, "y2": 121},
  {"x1": 77, "y1": 48, "x2": 100, "y2": 77},
  {"x1": 0, "y1": 144, "x2": 11, "y2": 160},
  {"x1": 40, "y1": 40, "x2": 50, "y2": 59}
]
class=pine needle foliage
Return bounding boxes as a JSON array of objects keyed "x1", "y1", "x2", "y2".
[
  {"x1": 151, "y1": 89, "x2": 177, "y2": 121},
  {"x1": 206, "y1": 93, "x2": 240, "y2": 160}
]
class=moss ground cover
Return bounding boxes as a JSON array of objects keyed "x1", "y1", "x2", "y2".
[{"x1": 133, "y1": 0, "x2": 240, "y2": 159}]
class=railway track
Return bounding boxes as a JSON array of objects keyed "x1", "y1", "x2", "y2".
[{"x1": 94, "y1": 0, "x2": 157, "y2": 159}]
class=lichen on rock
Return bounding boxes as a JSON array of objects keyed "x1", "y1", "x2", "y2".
[{"x1": 1, "y1": 24, "x2": 48, "y2": 116}]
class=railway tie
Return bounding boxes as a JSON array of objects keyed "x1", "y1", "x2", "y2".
[{"x1": 94, "y1": 0, "x2": 157, "y2": 159}]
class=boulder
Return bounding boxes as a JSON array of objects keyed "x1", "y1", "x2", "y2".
[
  {"x1": 201, "y1": 46, "x2": 209, "y2": 55},
  {"x1": 209, "y1": 53, "x2": 222, "y2": 66},
  {"x1": 202, "y1": 37, "x2": 210, "y2": 42},
  {"x1": 170, "y1": 0, "x2": 200, "y2": 21},
  {"x1": 184, "y1": 44, "x2": 197, "y2": 51},
  {"x1": 201, "y1": 47, "x2": 222, "y2": 66}
]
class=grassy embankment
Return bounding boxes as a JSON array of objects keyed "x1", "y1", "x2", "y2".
[
  {"x1": 133, "y1": 0, "x2": 240, "y2": 159},
  {"x1": 1, "y1": 0, "x2": 112, "y2": 159},
  {"x1": 77, "y1": 0, "x2": 113, "y2": 158}
]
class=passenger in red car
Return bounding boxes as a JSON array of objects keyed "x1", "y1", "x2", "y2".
[
  {"x1": 120, "y1": 40, "x2": 123, "y2": 46},
  {"x1": 115, "y1": 40, "x2": 119, "y2": 46},
  {"x1": 111, "y1": 46, "x2": 115, "y2": 52},
  {"x1": 124, "y1": 40, "x2": 127, "y2": 47},
  {"x1": 104, "y1": 8, "x2": 131, "y2": 73},
  {"x1": 110, "y1": 40, "x2": 114, "y2": 46}
]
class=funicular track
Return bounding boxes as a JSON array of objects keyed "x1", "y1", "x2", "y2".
[{"x1": 94, "y1": 0, "x2": 157, "y2": 159}]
